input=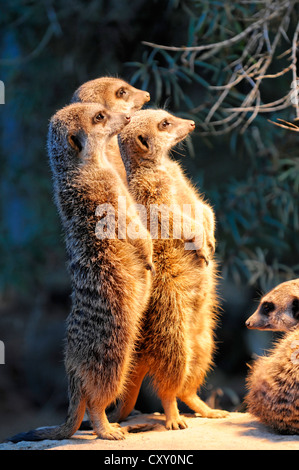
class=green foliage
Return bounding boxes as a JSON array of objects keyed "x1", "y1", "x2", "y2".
[
  {"x1": 0, "y1": 0, "x2": 298, "y2": 297},
  {"x1": 127, "y1": 0, "x2": 299, "y2": 291}
]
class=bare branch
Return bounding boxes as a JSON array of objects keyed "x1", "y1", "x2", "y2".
[{"x1": 142, "y1": 3, "x2": 288, "y2": 53}]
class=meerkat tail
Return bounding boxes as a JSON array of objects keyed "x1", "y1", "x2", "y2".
[{"x1": 6, "y1": 387, "x2": 86, "y2": 443}]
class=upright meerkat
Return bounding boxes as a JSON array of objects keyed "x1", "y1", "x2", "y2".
[
  {"x1": 245, "y1": 327, "x2": 299, "y2": 434},
  {"x1": 8, "y1": 103, "x2": 153, "y2": 442},
  {"x1": 246, "y1": 279, "x2": 299, "y2": 331},
  {"x1": 109, "y1": 109, "x2": 227, "y2": 430},
  {"x1": 71, "y1": 76, "x2": 150, "y2": 183}
]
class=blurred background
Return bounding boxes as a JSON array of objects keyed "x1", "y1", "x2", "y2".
[{"x1": 0, "y1": 0, "x2": 298, "y2": 441}]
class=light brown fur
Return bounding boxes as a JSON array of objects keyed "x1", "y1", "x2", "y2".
[
  {"x1": 246, "y1": 279, "x2": 299, "y2": 331},
  {"x1": 163, "y1": 158, "x2": 216, "y2": 265},
  {"x1": 245, "y1": 279, "x2": 299, "y2": 434},
  {"x1": 71, "y1": 77, "x2": 150, "y2": 183},
  {"x1": 8, "y1": 103, "x2": 153, "y2": 443},
  {"x1": 245, "y1": 327, "x2": 299, "y2": 434},
  {"x1": 110, "y1": 109, "x2": 228, "y2": 430}
]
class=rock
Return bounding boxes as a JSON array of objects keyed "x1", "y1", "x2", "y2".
[{"x1": 1, "y1": 412, "x2": 298, "y2": 451}]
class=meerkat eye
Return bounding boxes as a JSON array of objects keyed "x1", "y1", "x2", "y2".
[
  {"x1": 116, "y1": 87, "x2": 127, "y2": 98},
  {"x1": 94, "y1": 112, "x2": 105, "y2": 123},
  {"x1": 159, "y1": 119, "x2": 171, "y2": 130},
  {"x1": 261, "y1": 301, "x2": 275, "y2": 316}
]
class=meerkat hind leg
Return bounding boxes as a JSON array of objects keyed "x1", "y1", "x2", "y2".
[
  {"x1": 88, "y1": 404, "x2": 125, "y2": 440},
  {"x1": 181, "y1": 393, "x2": 229, "y2": 418},
  {"x1": 108, "y1": 362, "x2": 148, "y2": 423}
]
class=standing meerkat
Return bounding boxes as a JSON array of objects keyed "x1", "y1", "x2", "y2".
[
  {"x1": 8, "y1": 103, "x2": 153, "y2": 442},
  {"x1": 245, "y1": 327, "x2": 299, "y2": 434},
  {"x1": 110, "y1": 109, "x2": 227, "y2": 430},
  {"x1": 246, "y1": 279, "x2": 299, "y2": 331},
  {"x1": 71, "y1": 76, "x2": 150, "y2": 183}
]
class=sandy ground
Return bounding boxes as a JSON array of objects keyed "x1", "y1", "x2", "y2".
[{"x1": 1, "y1": 412, "x2": 298, "y2": 451}]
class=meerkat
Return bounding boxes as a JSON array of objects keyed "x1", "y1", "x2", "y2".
[
  {"x1": 245, "y1": 327, "x2": 299, "y2": 434},
  {"x1": 71, "y1": 76, "x2": 150, "y2": 183},
  {"x1": 108, "y1": 109, "x2": 227, "y2": 431},
  {"x1": 246, "y1": 279, "x2": 299, "y2": 332},
  {"x1": 72, "y1": 77, "x2": 215, "y2": 262},
  {"x1": 7, "y1": 103, "x2": 154, "y2": 442}
]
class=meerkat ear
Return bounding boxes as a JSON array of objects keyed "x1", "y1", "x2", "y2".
[
  {"x1": 68, "y1": 133, "x2": 83, "y2": 152},
  {"x1": 292, "y1": 297, "x2": 299, "y2": 319},
  {"x1": 136, "y1": 134, "x2": 151, "y2": 153}
]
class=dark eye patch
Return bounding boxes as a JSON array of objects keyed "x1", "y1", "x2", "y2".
[
  {"x1": 292, "y1": 298, "x2": 299, "y2": 319},
  {"x1": 261, "y1": 301, "x2": 275, "y2": 316}
]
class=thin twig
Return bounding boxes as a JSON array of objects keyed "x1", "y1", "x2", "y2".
[
  {"x1": 142, "y1": 4, "x2": 288, "y2": 53},
  {"x1": 268, "y1": 118, "x2": 299, "y2": 131},
  {"x1": 291, "y1": 20, "x2": 299, "y2": 119}
]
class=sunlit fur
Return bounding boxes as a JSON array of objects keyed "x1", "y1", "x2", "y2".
[{"x1": 246, "y1": 327, "x2": 299, "y2": 434}]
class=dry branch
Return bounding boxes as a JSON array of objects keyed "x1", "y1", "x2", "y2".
[{"x1": 143, "y1": 0, "x2": 299, "y2": 135}]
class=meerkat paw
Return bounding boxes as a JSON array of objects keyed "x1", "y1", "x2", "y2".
[
  {"x1": 95, "y1": 423, "x2": 126, "y2": 440},
  {"x1": 196, "y1": 408, "x2": 229, "y2": 419},
  {"x1": 180, "y1": 394, "x2": 229, "y2": 419},
  {"x1": 165, "y1": 416, "x2": 188, "y2": 430}
]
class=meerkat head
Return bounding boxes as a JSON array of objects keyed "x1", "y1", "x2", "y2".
[
  {"x1": 246, "y1": 279, "x2": 299, "y2": 332},
  {"x1": 48, "y1": 102, "x2": 130, "y2": 173},
  {"x1": 118, "y1": 109, "x2": 195, "y2": 173},
  {"x1": 71, "y1": 77, "x2": 150, "y2": 114}
]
